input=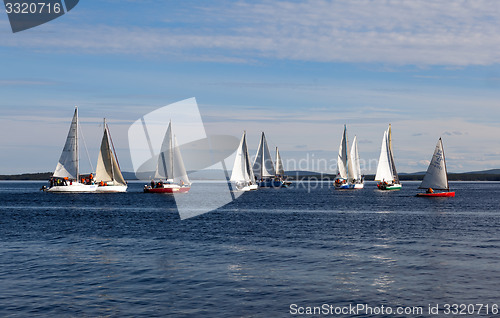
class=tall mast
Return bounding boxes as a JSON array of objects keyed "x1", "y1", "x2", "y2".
[
  {"x1": 170, "y1": 120, "x2": 174, "y2": 179},
  {"x1": 75, "y1": 106, "x2": 79, "y2": 179},
  {"x1": 261, "y1": 132, "x2": 264, "y2": 180},
  {"x1": 388, "y1": 124, "x2": 392, "y2": 152},
  {"x1": 105, "y1": 118, "x2": 115, "y2": 181},
  {"x1": 440, "y1": 137, "x2": 449, "y2": 190},
  {"x1": 275, "y1": 146, "x2": 278, "y2": 176},
  {"x1": 344, "y1": 124, "x2": 350, "y2": 182}
]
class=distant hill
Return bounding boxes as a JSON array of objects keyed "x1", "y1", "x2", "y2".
[
  {"x1": 0, "y1": 172, "x2": 52, "y2": 180},
  {"x1": 464, "y1": 169, "x2": 500, "y2": 175}
]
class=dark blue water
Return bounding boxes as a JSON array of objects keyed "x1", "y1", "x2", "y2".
[{"x1": 1, "y1": 181, "x2": 500, "y2": 317}]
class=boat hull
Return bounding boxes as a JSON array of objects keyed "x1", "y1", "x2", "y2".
[
  {"x1": 334, "y1": 182, "x2": 364, "y2": 190},
  {"x1": 416, "y1": 192, "x2": 455, "y2": 197},
  {"x1": 233, "y1": 181, "x2": 258, "y2": 192},
  {"x1": 144, "y1": 185, "x2": 190, "y2": 193},
  {"x1": 96, "y1": 185, "x2": 127, "y2": 193},
  {"x1": 377, "y1": 183, "x2": 402, "y2": 190},
  {"x1": 47, "y1": 183, "x2": 97, "y2": 192},
  {"x1": 236, "y1": 185, "x2": 258, "y2": 192}
]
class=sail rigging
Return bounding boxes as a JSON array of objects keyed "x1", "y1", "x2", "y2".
[
  {"x1": 231, "y1": 132, "x2": 255, "y2": 184},
  {"x1": 375, "y1": 125, "x2": 399, "y2": 183},
  {"x1": 350, "y1": 135, "x2": 361, "y2": 182},
  {"x1": 95, "y1": 120, "x2": 126, "y2": 186},
  {"x1": 154, "y1": 121, "x2": 190, "y2": 185},
  {"x1": 53, "y1": 107, "x2": 79, "y2": 179},
  {"x1": 388, "y1": 125, "x2": 399, "y2": 183},
  {"x1": 337, "y1": 125, "x2": 353, "y2": 181},
  {"x1": 275, "y1": 147, "x2": 285, "y2": 176},
  {"x1": 253, "y1": 132, "x2": 275, "y2": 179},
  {"x1": 419, "y1": 138, "x2": 449, "y2": 190}
]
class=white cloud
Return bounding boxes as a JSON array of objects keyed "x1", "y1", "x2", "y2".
[{"x1": 3, "y1": 0, "x2": 500, "y2": 66}]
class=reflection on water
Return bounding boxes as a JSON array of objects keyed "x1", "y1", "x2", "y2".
[{"x1": 1, "y1": 181, "x2": 500, "y2": 316}]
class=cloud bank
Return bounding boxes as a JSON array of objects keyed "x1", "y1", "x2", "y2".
[{"x1": 3, "y1": 0, "x2": 500, "y2": 66}]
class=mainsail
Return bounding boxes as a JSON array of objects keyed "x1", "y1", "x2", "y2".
[
  {"x1": 53, "y1": 107, "x2": 79, "y2": 179},
  {"x1": 419, "y1": 138, "x2": 449, "y2": 190},
  {"x1": 253, "y1": 132, "x2": 275, "y2": 179},
  {"x1": 275, "y1": 147, "x2": 285, "y2": 176},
  {"x1": 388, "y1": 125, "x2": 399, "y2": 183},
  {"x1": 95, "y1": 122, "x2": 126, "y2": 185},
  {"x1": 350, "y1": 135, "x2": 361, "y2": 182},
  {"x1": 337, "y1": 125, "x2": 353, "y2": 181},
  {"x1": 375, "y1": 125, "x2": 399, "y2": 183},
  {"x1": 231, "y1": 132, "x2": 254, "y2": 183},
  {"x1": 155, "y1": 121, "x2": 190, "y2": 185}
]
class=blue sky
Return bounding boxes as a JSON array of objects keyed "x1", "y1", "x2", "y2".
[{"x1": 1, "y1": 0, "x2": 500, "y2": 174}]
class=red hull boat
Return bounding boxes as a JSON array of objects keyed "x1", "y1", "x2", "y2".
[
  {"x1": 416, "y1": 192, "x2": 455, "y2": 197},
  {"x1": 144, "y1": 185, "x2": 190, "y2": 193},
  {"x1": 416, "y1": 138, "x2": 455, "y2": 198}
]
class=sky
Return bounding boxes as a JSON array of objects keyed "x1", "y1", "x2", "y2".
[{"x1": 1, "y1": 0, "x2": 500, "y2": 174}]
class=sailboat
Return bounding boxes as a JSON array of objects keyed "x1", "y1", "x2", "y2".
[
  {"x1": 416, "y1": 138, "x2": 455, "y2": 197},
  {"x1": 375, "y1": 124, "x2": 402, "y2": 190},
  {"x1": 95, "y1": 119, "x2": 127, "y2": 192},
  {"x1": 334, "y1": 125, "x2": 358, "y2": 189},
  {"x1": 47, "y1": 107, "x2": 97, "y2": 192},
  {"x1": 143, "y1": 121, "x2": 191, "y2": 193},
  {"x1": 230, "y1": 131, "x2": 258, "y2": 191},
  {"x1": 350, "y1": 135, "x2": 364, "y2": 189},
  {"x1": 252, "y1": 132, "x2": 285, "y2": 188}
]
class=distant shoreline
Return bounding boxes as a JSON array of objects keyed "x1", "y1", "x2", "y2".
[{"x1": 2, "y1": 171, "x2": 500, "y2": 182}]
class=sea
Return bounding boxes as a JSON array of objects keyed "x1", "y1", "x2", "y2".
[{"x1": 1, "y1": 180, "x2": 500, "y2": 317}]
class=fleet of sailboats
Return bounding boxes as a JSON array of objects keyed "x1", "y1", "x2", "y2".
[
  {"x1": 143, "y1": 121, "x2": 191, "y2": 193},
  {"x1": 375, "y1": 124, "x2": 402, "y2": 190},
  {"x1": 44, "y1": 108, "x2": 458, "y2": 198},
  {"x1": 334, "y1": 125, "x2": 364, "y2": 189},
  {"x1": 416, "y1": 138, "x2": 455, "y2": 197}
]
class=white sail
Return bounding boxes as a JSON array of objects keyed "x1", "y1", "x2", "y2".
[
  {"x1": 252, "y1": 132, "x2": 275, "y2": 179},
  {"x1": 231, "y1": 133, "x2": 249, "y2": 182},
  {"x1": 95, "y1": 124, "x2": 126, "y2": 186},
  {"x1": 275, "y1": 147, "x2": 285, "y2": 176},
  {"x1": 350, "y1": 135, "x2": 361, "y2": 181},
  {"x1": 156, "y1": 122, "x2": 173, "y2": 180},
  {"x1": 154, "y1": 121, "x2": 190, "y2": 185},
  {"x1": 387, "y1": 125, "x2": 399, "y2": 183},
  {"x1": 337, "y1": 125, "x2": 352, "y2": 180},
  {"x1": 172, "y1": 135, "x2": 190, "y2": 185},
  {"x1": 375, "y1": 130, "x2": 393, "y2": 182},
  {"x1": 53, "y1": 107, "x2": 78, "y2": 179},
  {"x1": 245, "y1": 137, "x2": 256, "y2": 184},
  {"x1": 419, "y1": 138, "x2": 449, "y2": 190},
  {"x1": 231, "y1": 132, "x2": 255, "y2": 184}
]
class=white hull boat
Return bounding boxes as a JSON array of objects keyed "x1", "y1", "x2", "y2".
[
  {"x1": 375, "y1": 124, "x2": 402, "y2": 191},
  {"x1": 334, "y1": 125, "x2": 364, "y2": 190},
  {"x1": 48, "y1": 182, "x2": 97, "y2": 193},
  {"x1": 47, "y1": 107, "x2": 97, "y2": 193}
]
